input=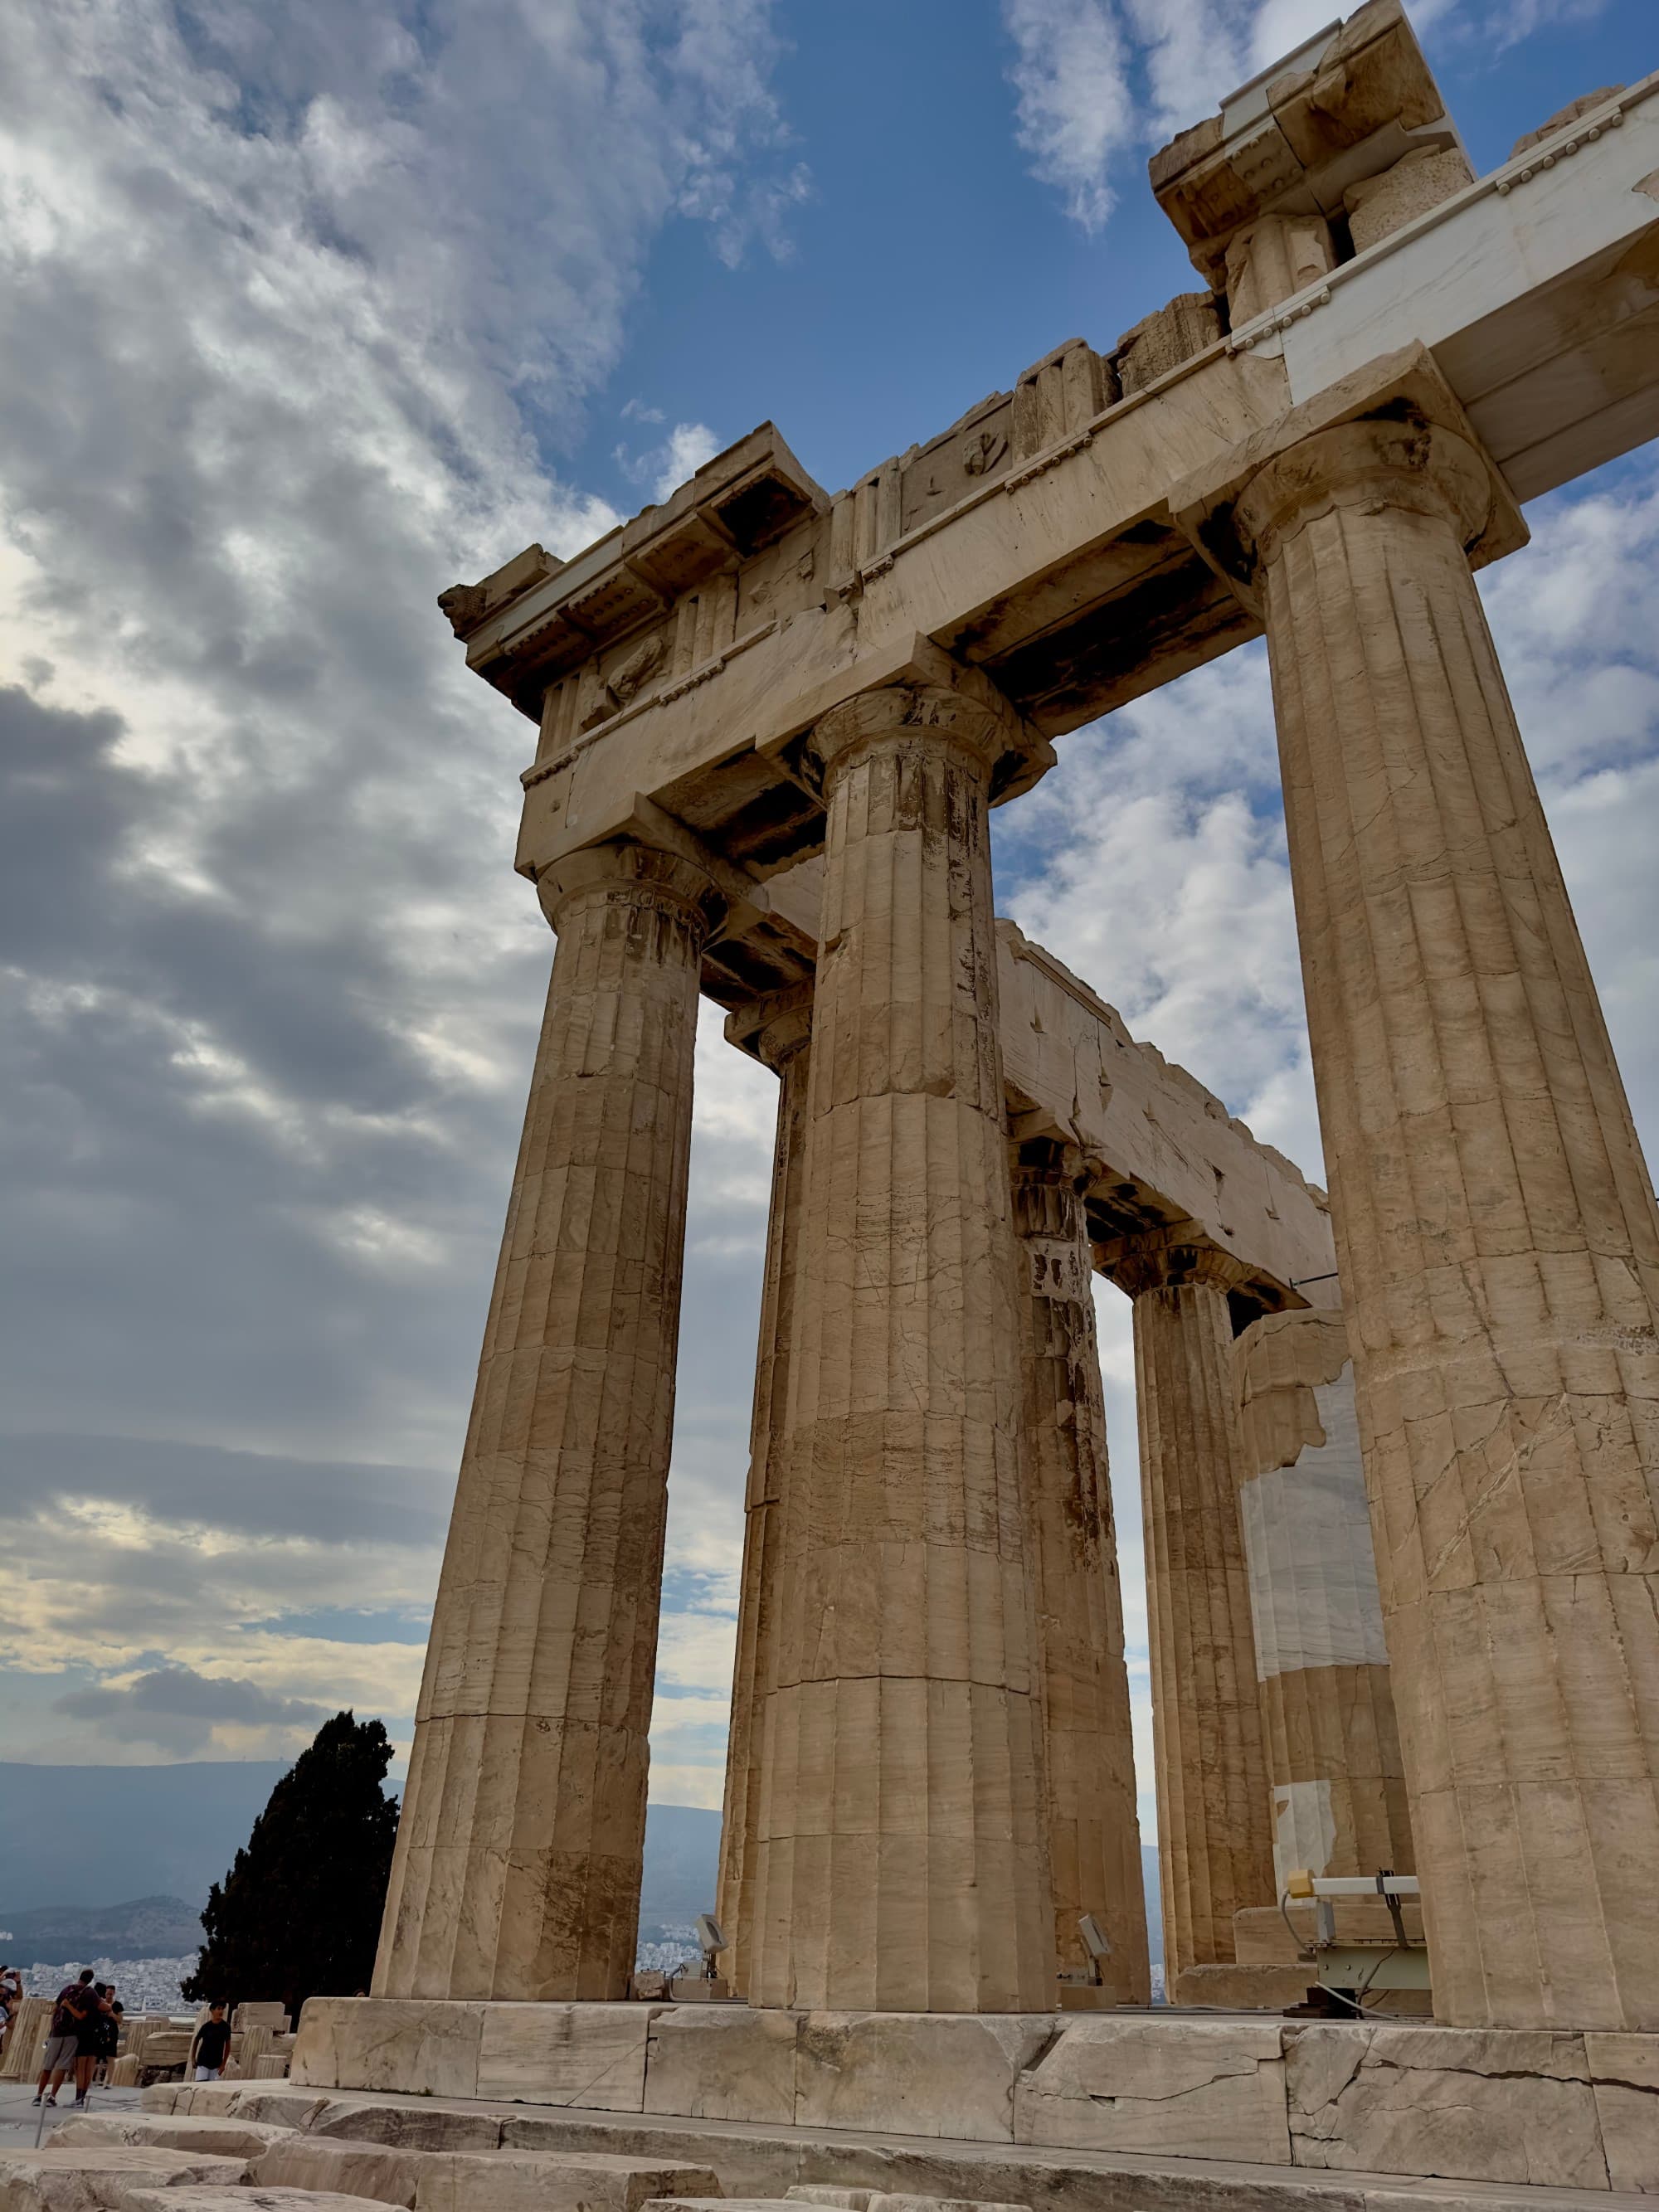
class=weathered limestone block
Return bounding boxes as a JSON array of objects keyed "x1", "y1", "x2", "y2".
[
  {"x1": 45, "y1": 2119, "x2": 293, "y2": 2158},
  {"x1": 292, "y1": 1997, "x2": 484, "y2": 2100},
  {"x1": 1114, "y1": 294, "x2": 1224, "y2": 396},
  {"x1": 309, "y1": 2103, "x2": 501, "y2": 2152},
  {"x1": 0, "y1": 2149, "x2": 250, "y2": 2212},
  {"x1": 1345, "y1": 146, "x2": 1474, "y2": 253},
  {"x1": 1012, "y1": 339, "x2": 1116, "y2": 460},
  {"x1": 232, "y1": 2003, "x2": 288, "y2": 2031},
  {"x1": 718, "y1": 992, "x2": 814, "y2": 1999},
  {"x1": 377, "y1": 840, "x2": 724, "y2": 2003},
  {"x1": 422, "y1": 2155, "x2": 723, "y2": 2212},
  {"x1": 117, "y1": 2190, "x2": 386, "y2": 2212},
  {"x1": 475, "y1": 2001, "x2": 660, "y2": 2108},
  {"x1": 1285, "y1": 2025, "x2": 1606, "y2": 2188},
  {"x1": 106, "y1": 2059, "x2": 140, "y2": 2087},
  {"x1": 1010, "y1": 1139, "x2": 1148, "y2": 1998},
  {"x1": 795, "y1": 2014, "x2": 1056, "y2": 2143},
  {"x1": 1512, "y1": 88, "x2": 1626, "y2": 158},
  {"x1": 1013, "y1": 2018, "x2": 1291, "y2": 2165},
  {"x1": 1112, "y1": 1231, "x2": 1275, "y2": 1979},
  {"x1": 645, "y1": 2007, "x2": 799, "y2": 2125},
  {"x1": 252, "y1": 2140, "x2": 425, "y2": 2207},
  {"x1": 1177, "y1": 353, "x2": 1659, "y2": 2030},
  {"x1": 1587, "y1": 2033, "x2": 1659, "y2": 2192},
  {"x1": 1224, "y1": 213, "x2": 1333, "y2": 327},
  {"x1": 1233, "y1": 1309, "x2": 1413, "y2": 1889},
  {"x1": 747, "y1": 677, "x2": 1056, "y2": 2014}
]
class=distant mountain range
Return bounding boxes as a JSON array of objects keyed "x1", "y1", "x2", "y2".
[{"x1": 0, "y1": 1765, "x2": 1163, "y2": 1969}]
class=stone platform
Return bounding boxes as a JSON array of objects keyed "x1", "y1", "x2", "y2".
[{"x1": 289, "y1": 2001, "x2": 1659, "y2": 2195}]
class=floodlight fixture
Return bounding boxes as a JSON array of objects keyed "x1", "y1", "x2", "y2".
[{"x1": 695, "y1": 1914, "x2": 727, "y2": 1979}]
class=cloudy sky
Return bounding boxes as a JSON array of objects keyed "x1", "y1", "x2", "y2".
[{"x1": 1, "y1": 0, "x2": 1655, "y2": 1842}]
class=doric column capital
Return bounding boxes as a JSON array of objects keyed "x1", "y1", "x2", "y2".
[
  {"x1": 1228, "y1": 415, "x2": 1493, "y2": 576},
  {"x1": 1103, "y1": 1223, "x2": 1254, "y2": 1300},
  {"x1": 725, "y1": 983, "x2": 814, "y2": 1072},
  {"x1": 806, "y1": 671, "x2": 1038, "y2": 799},
  {"x1": 535, "y1": 836, "x2": 727, "y2": 941},
  {"x1": 1171, "y1": 343, "x2": 1526, "y2": 614}
]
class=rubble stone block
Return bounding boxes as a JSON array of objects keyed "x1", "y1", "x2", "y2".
[
  {"x1": 45, "y1": 2118, "x2": 294, "y2": 2158},
  {"x1": 0, "y1": 2147, "x2": 249, "y2": 2212},
  {"x1": 795, "y1": 2014, "x2": 1055, "y2": 2142},
  {"x1": 114, "y1": 2189, "x2": 387, "y2": 2212},
  {"x1": 1013, "y1": 2017, "x2": 1291, "y2": 2164},
  {"x1": 415, "y1": 2152, "x2": 723, "y2": 2212},
  {"x1": 253, "y1": 2140, "x2": 425, "y2": 2208},
  {"x1": 309, "y1": 2099, "x2": 503, "y2": 2152}
]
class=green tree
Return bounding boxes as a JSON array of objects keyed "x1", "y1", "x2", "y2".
[{"x1": 183, "y1": 1711, "x2": 399, "y2": 2018}]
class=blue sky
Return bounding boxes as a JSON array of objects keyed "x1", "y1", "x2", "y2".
[{"x1": 0, "y1": 0, "x2": 1655, "y2": 1846}]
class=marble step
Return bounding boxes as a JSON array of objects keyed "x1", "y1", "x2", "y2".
[{"x1": 134, "y1": 2081, "x2": 1656, "y2": 2212}]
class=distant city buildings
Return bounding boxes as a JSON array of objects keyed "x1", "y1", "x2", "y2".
[{"x1": 21, "y1": 1957, "x2": 195, "y2": 2012}]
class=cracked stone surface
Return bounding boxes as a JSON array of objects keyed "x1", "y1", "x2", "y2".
[
  {"x1": 1284, "y1": 2025, "x2": 1608, "y2": 2188},
  {"x1": 1013, "y1": 2017, "x2": 1291, "y2": 2165},
  {"x1": 794, "y1": 2014, "x2": 1058, "y2": 2143},
  {"x1": 375, "y1": 843, "x2": 722, "y2": 2004},
  {"x1": 745, "y1": 678, "x2": 1055, "y2": 2014},
  {"x1": 1192, "y1": 385, "x2": 1659, "y2": 2030}
]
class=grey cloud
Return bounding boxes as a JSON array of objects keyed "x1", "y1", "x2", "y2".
[
  {"x1": 0, "y1": 1433, "x2": 452, "y2": 1549},
  {"x1": 52, "y1": 1664, "x2": 328, "y2": 1757},
  {"x1": 56, "y1": 1665, "x2": 325, "y2": 1726}
]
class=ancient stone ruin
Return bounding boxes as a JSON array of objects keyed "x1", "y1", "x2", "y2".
[{"x1": 134, "y1": 7, "x2": 1653, "y2": 2205}]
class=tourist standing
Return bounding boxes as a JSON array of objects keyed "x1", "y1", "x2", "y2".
[
  {"x1": 34, "y1": 1968, "x2": 94, "y2": 2106},
  {"x1": 189, "y1": 2003, "x2": 232, "y2": 2082},
  {"x1": 73, "y1": 1982, "x2": 115, "y2": 2104}
]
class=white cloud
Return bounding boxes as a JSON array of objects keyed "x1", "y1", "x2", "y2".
[
  {"x1": 0, "y1": 0, "x2": 798, "y2": 1784},
  {"x1": 1000, "y1": 0, "x2": 1603, "y2": 230},
  {"x1": 1001, "y1": 0, "x2": 1135, "y2": 232}
]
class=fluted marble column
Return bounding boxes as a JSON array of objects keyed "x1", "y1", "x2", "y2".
[
  {"x1": 716, "y1": 989, "x2": 814, "y2": 1999},
  {"x1": 1010, "y1": 1139, "x2": 1150, "y2": 2001},
  {"x1": 376, "y1": 839, "x2": 722, "y2": 2002},
  {"x1": 1117, "y1": 1233, "x2": 1276, "y2": 1982},
  {"x1": 1215, "y1": 401, "x2": 1659, "y2": 2029},
  {"x1": 747, "y1": 677, "x2": 1057, "y2": 2013}
]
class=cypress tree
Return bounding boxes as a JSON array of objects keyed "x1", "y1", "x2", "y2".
[{"x1": 183, "y1": 1711, "x2": 399, "y2": 2017}]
